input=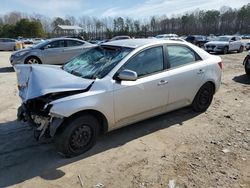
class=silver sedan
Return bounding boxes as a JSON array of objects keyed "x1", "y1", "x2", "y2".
[
  {"x1": 0, "y1": 38, "x2": 20, "y2": 51},
  {"x1": 10, "y1": 38, "x2": 95, "y2": 65},
  {"x1": 15, "y1": 39, "x2": 222, "y2": 157}
]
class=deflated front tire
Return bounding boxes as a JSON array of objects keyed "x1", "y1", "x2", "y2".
[{"x1": 54, "y1": 114, "x2": 100, "y2": 157}]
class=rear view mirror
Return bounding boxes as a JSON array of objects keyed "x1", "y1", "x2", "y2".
[{"x1": 117, "y1": 69, "x2": 137, "y2": 81}]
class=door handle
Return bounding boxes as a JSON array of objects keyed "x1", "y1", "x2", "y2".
[
  {"x1": 158, "y1": 80, "x2": 168, "y2": 86},
  {"x1": 197, "y1": 69, "x2": 205, "y2": 75}
]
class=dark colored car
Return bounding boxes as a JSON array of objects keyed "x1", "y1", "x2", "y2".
[
  {"x1": 243, "y1": 52, "x2": 250, "y2": 75},
  {"x1": 185, "y1": 35, "x2": 209, "y2": 47}
]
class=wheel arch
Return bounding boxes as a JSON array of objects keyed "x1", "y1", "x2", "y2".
[
  {"x1": 53, "y1": 109, "x2": 109, "y2": 137},
  {"x1": 192, "y1": 81, "x2": 216, "y2": 102},
  {"x1": 24, "y1": 55, "x2": 42, "y2": 64}
]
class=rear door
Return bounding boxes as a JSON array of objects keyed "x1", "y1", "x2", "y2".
[
  {"x1": 41, "y1": 40, "x2": 65, "y2": 64},
  {"x1": 113, "y1": 46, "x2": 169, "y2": 127},
  {"x1": 62, "y1": 40, "x2": 85, "y2": 62},
  {"x1": 165, "y1": 44, "x2": 206, "y2": 111}
]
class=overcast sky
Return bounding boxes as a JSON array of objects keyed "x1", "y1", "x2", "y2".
[{"x1": 1, "y1": 0, "x2": 249, "y2": 18}]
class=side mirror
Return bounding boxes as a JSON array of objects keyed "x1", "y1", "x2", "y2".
[{"x1": 117, "y1": 69, "x2": 138, "y2": 81}]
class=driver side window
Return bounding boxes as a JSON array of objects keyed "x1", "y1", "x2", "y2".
[
  {"x1": 47, "y1": 40, "x2": 65, "y2": 48},
  {"x1": 122, "y1": 46, "x2": 164, "y2": 77}
]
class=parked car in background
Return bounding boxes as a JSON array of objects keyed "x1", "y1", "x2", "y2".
[
  {"x1": 242, "y1": 35, "x2": 250, "y2": 39},
  {"x1": 243, "y1": 51, "x2": 250, "y2": 75},
  {"x1": 185, "y1": 35, "x2": 209, "y2": 47},
  {"x1": 10, "y1": 38, "x2": 95, "y2": 65},
  {"x1": 155, "y1": 34, "x2": 178, "y2": 39},
  {"x1": 0, "y1": 38, "x2": 23, "y2": 51},
  {"x1": 21, "y1": 38, "x2": 34, "y2": 44},
  {"x1": 15, "y1": 39, "x2": 222, "y2": 157},
  {"x1": 32, "y1": 38, "x2": 44, "y2": 44},
  {"x1": 245, "y1": 41, "x2": 250, "y2": 51},
  {"x1": 110, "y1": 35, "x2": 131, "y2": 41},
  {"x1": 204, "y1": 36, "x2": 244, "y2": 54}
]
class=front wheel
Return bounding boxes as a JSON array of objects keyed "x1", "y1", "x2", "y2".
[
  {"x1": 192, "y1": 83, "x2": 214, "y2": 112},
  {"x1": 245, "y1": 57, "x2": 250, "y2": 75},
  {"x1": 223, "y1": 47, "x2": 228, "y2": 55},
  {"x1": 25, "y1": 57, "x2": 41, "y2": 64},
  {"x1": 54, "y1": 114, "x2": 100, "y2": 157}
]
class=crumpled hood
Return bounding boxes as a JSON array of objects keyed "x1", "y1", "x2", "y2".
[
  {"x1": 205, "y1": 41, "x2": 229, "y2": 46},
  {"x1": 14, "y1": 64, "x2": 93, "y2": 102}
]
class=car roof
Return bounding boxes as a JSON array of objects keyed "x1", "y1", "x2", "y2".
[
  {"x1": 103, "y1": 39, "x2": 184, "y2": 49},
  {"x1": 49, "y1": 37, "x2": 84, "y2": 41}
]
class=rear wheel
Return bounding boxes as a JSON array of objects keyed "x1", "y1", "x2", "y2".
[
  {"x1": 237, "y1": 46, "x2": 244, "y2": 53},
  {"x1": 54, "y1": 114, "x2": 100, "y2": 157},
  {"x1": 192, "y1": 83, "x2": 214, "y2": 112},
  {"x1": 25, "y1": 57, "x2": 41, "y2": 64}
]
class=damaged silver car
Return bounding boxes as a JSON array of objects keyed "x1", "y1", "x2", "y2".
[{"x1": 15, "y1": 39, "x2": 222, "y2": 157}]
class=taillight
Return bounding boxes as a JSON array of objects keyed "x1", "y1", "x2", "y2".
[{"x1": 218, "y1": 62, "x2": 223, "y2": 70}]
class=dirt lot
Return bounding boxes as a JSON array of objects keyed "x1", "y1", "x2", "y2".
[{"x1": 0, "y1": 50, "x2": 249, "y2": 188}]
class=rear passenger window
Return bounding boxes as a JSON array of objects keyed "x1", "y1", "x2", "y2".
[
  {"x1": 66, "y1": 40, "x2": 84, "y2": 47},
  {"x1": 122, "y1": 46, "x2": 164, "y2": 77},
  {"x1": 167, "y1": 45, "x2": 199, "y2": 68}
]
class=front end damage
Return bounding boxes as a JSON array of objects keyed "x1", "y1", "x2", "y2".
[
  {"x1": 18, "y1": 94, "x2": 60, "y2": 140},
  {"x1": 14, "y1": 64, "x2": 94, "y2": 140}
]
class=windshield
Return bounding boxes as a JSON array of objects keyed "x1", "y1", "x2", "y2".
[
  {"x1": 216, "y1": 37, "x2": 230, "y2": 42},
  {"x1": 63, "y1": 46, "x2": 133, "y2": 79}
]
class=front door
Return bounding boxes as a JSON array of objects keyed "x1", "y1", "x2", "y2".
[
  {"x1": 42, "y1": 40, "x2": 65, "y2": 64},
  {"x1": 113, "y1": 46, "x2": 169, "y2": 127}
]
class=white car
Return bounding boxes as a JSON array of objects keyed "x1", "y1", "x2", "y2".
[
  {"x1": 155, "y1": 34, "x2": 178, "y2": 39},
  {"x1": 15, "y1": 39, "x2": 222, "y2": 157},
  {"x1": 204, "y1": 36, "x2": 244, "y2": 54}
]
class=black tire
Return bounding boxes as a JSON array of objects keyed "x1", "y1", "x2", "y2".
[
  {"x1": 223, "y1": 47, "x2": 228, "y2": 55},
  {"x1": 237, "y1": 46, "x2": 244, "y2": 53},
  {"x1": 25, "y1": 56, "x2": 41, "y2": 64},
  {"x1": 54, "y1": 114, "x2": 100, "y2": 157},
  {"x1": 192, "y1": 83, "x2": 214, "y2": 112},
  {"x1": 245, "y1": 57, "x2": 250, "y2": 75}
]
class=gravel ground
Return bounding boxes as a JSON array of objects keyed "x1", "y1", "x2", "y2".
[{"x1": 0, "y1": 50, "x2": 249, "y2": 188}]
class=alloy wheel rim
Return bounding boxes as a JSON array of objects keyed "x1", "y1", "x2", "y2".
[{"x1": 27, "y1": 58, "x2": 39, "y2": 64}]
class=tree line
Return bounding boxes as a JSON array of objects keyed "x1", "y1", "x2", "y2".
[{"x1": 0, "y1": 3, "x2": 249, "y2": 40}]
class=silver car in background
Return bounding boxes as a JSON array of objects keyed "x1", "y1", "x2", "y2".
[
  {"x1": 10, "y1": 38, "x2": 95, "y2": 65},
  {"x1": 204, "y1": 36, "x2": 244, "y2": 54},
  {"x1": 15, "y1": 39, "x2": 222, "y2": 157},
  {"x1": 0, "y1": 38, "x2": 22, "y2": 51}
]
